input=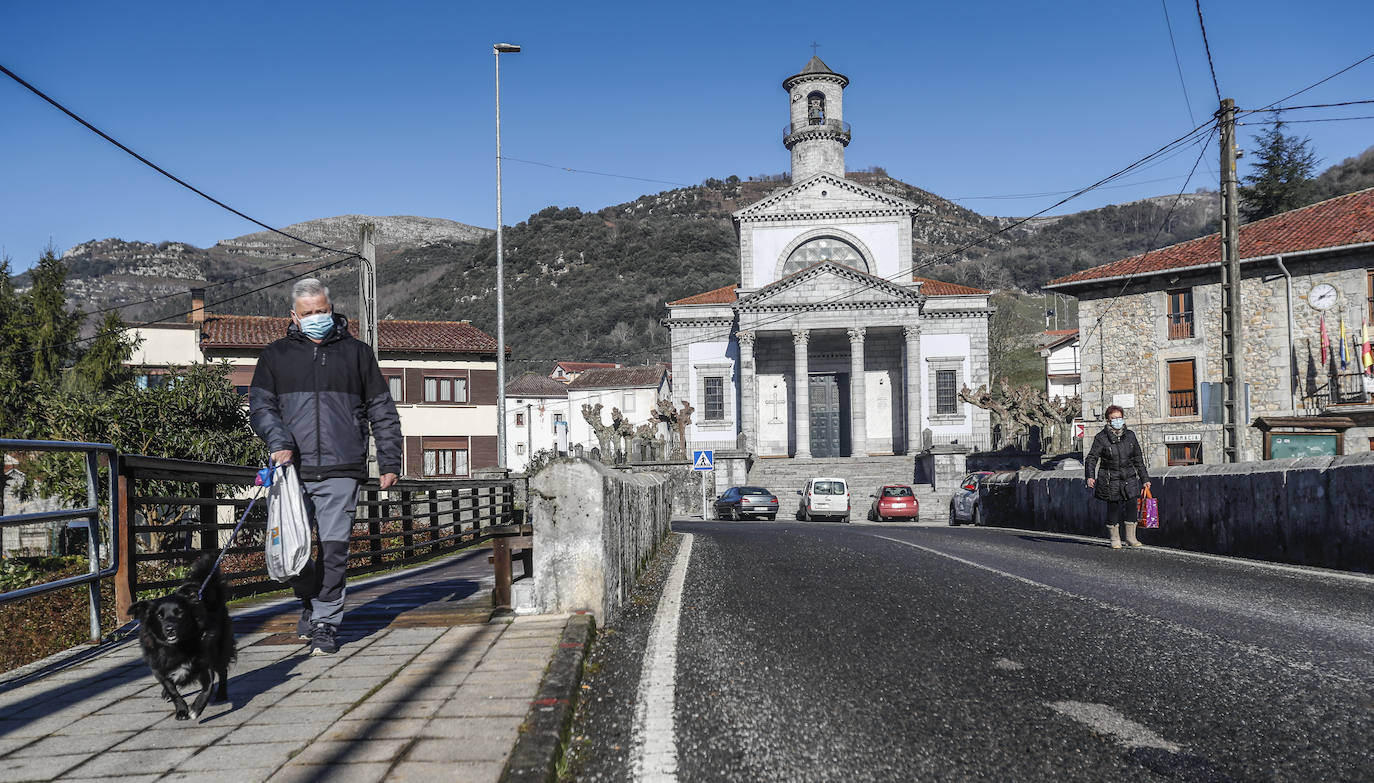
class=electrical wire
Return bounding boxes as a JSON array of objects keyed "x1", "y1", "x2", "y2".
[
  {"x1": 1161, "y1": 0, "x2": 1198, "y2": 127},
  {"x1": 1194, "y1": 0, "x2": 1223, "y2": 103},
  {"x1": 0, "y1": 252, "x2": 359, "y2": 362},
  {"x1": 1238, "y1": 115, "x2": 1374, "y2": 126},
  {"x1": 1253, "y1": 52, "x2": 1374, "y2": 113},
  {"x1": 0, "y1": 62, "x2": 357, "y2": 258},
  {"x1": 1238, "y1": 99, "x2": 1374, "y2": 114}
]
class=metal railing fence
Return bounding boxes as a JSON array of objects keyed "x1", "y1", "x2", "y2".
[
  {"x1": 0, "y1": 439, "x2": 120, "y2": 642},
  {"x1": 113, "y1": 454, "x2": 522, "y2": 622}
]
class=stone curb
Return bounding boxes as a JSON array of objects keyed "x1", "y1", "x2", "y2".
[{"x1": 500, "y1": 613, "x2": 595, "y2": 782}]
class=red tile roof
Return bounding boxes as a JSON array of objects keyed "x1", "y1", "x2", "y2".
[
  {"x1": 198, "y1": 314, "x2": 499, "y2": 354},
  {"x1": 914, "y1": 276, "x2": 989, "y2": 296},
  {"x1": 553, "y1": 361, "x2": 620, "y2": 373},
  {"x1": 506, "y1": 372, "x2": 569, "y2": 397},
  {"x1": 667, "y1": 274, "x2": 986, "y2": 305},
  {"x1": 1047, "y1": 188, "x2": 1374, "y2": 288},
  {"x1": 667, "y1": 284, "x2": 738, "y2": 306},
  {"x1": 567, "y1": 364, "x2": 669, "y2": 391}
]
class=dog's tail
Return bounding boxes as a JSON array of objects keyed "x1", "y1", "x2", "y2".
[{"x1": 187, "y1": 553, "x2": 228, "y2": 605}]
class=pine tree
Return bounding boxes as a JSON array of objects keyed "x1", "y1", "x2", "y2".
[{"x1": 1239, "y1": 114, "x2": 1319, "y2": 222}]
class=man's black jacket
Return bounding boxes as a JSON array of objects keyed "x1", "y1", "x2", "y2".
[{"x1": 249, "y1": 315, "x2": 402, "y2": 481}]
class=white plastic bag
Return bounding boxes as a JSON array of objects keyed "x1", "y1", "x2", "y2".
[{"x1": 265, "y1": 464, "x2": 311, "y2": 582}]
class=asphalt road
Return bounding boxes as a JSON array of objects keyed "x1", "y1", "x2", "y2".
[{"x1": 563, "y1": 522, "x2": 1374, "y2": 783}]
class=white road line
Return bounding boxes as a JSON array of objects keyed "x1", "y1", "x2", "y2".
[
  {"x1": 867, "y1": 533, "x2": 1367, "y2": 686},
  {"x1": 1048, "y1": 700, "x2": 1182, "y2": 753},
  {"x1": 631, "y1": 532, "x2": 693, "y2": 783}
]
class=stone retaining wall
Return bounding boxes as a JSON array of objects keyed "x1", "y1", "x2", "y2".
[
  {"x1": 979, "y1": 452, "x2": 1374, "y2": 573},
  {"x1": 527, "y1": 458, "x2": 672, "y2": 620}
]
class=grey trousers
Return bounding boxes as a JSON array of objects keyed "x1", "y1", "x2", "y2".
[{"x1": 291, "y1": 477, "x2": 359, "y2": 629}]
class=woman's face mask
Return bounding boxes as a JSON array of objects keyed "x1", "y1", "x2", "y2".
[{"x1": 1110, "y1": 417, "x2": 1126, "y2": 430}]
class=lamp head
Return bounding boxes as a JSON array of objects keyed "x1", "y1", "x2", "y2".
[{"x1": 494, "y1": 43, "x2": 521, "y2": 53}]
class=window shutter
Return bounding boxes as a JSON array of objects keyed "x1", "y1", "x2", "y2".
[
  {"x1": 405, "y1": 436, "x2": 422, "y2": 477},
  {"x1": 470, "y1": 435, "x2": 498, "y2": 469},
  {"x1": 1168, "y1": 359, "x2": 1194, "y2": 391},
  {"x1": 470, "y1": 369, "x2": 497, "y2": 405},
  {"x1": 404, "y1": 369, "x2": 423, "y2": 405}
]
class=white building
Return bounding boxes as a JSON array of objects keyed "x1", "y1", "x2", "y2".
[
  {"x1": 504, "y1": 372, "x2": 571, "y2": 472},
  {"x1": 549, "y1": 361, "x2": 619, "y2": 385},
  {"x1": 1040, "y1": 329, "x2": 1081, "y2": 400},
  {"x1": 665, "y1": 57, "x2": 992, "y2": 463},
  {"x1": 129, "y1": 291, "x2": 502, "y2": 479},
  {"x1": 565, "y1": 365, "x2": 673, "y2": 457}
]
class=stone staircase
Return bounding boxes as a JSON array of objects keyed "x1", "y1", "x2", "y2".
[{"x1": 746, "y1": 455, "x2": 948, "y2": 522}]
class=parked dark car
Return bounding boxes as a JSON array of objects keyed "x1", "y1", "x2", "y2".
[
  {"x1": 712, "y1": 486, "x2": 779, "y2": 521},
  {"x1": 867, "y1": 484, "x2": 920, "y2": 521},
  {"x1": 948, "y1": 471, "x2": 994, "y2": 526}
]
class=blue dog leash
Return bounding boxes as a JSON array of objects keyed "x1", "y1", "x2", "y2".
[{"x1": 197, "y1": 465, "x2": 279, "y2": 599}]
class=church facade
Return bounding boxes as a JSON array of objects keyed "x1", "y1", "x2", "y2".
[{"x1": 666, "y1": 57, "x2": 992, "y2": 461}]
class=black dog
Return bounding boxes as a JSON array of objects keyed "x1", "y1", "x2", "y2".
[{"x1": 128, "y1": 555, "x2": 236, "y2": 720}]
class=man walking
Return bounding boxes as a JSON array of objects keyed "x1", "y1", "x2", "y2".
[{"x1": 250, "y1": 278, "x2": 402, "y2": 655}]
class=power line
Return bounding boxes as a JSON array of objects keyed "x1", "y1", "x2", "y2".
[
  {"x1": 1160, "y1": 0, "x2": 1198, "y2": 126},
  {"x1": 0, "y1": 251, "x2": 358, "y2": 362},
  {"x1": 1254, "y1": 51, "x2": 1374, "y2": 113},
  {"x1": 948, "y1": 175, "x2": 1197, "y2": 202},
  {"x1": 1194, "y1": 0, "x2": 1223, "y2": 103},
  {"x1": 1239, "y1": 115, "x2": 1374, "y2": 126},
  {"x1": 1239, "y1": 99, "x2": 1374, "y2": 114},
  {"x1": 499, "y1": 156, "x2": 692, "y2": 188},
  {"x1": 0, "y1": 61, "x2": 356, "y2": 258}
]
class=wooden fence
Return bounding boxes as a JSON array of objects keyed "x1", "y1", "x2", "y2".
[{"x1": 114, "y1": 454, "x2": 523, "y2": 622}]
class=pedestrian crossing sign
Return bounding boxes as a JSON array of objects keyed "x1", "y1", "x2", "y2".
[{"x1": 692, "y1": 450, "x2": 714, "y2": 471}]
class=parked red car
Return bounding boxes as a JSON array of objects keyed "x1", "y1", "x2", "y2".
[{"x1": 867, "y1": 485, "x2": 920, "y2": 521}]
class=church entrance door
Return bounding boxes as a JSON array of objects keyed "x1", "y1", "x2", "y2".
[{"x1": 808, "y1": 373, "x2": 848, "y2": 457}]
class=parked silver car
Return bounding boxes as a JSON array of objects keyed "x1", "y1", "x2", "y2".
[{"x1": 948, "y1": 471, "x2": 994, "y2": 526}]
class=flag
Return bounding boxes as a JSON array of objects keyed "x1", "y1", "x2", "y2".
[
  {"x1": 1339, "y1": 316, "x2": 1348, "y2": 369},
  {"x1": 1320, "y1": 316, "x2": 1329, "y2": 366},
  {"x1": 1363, "y1": 318, "x2": 1373, "y2": 375}
]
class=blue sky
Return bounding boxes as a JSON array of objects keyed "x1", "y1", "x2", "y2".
[{"x1": 2, "y1": 0, "x2": 1372, "y2": 271}]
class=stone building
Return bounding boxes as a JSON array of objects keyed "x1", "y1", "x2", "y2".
[
  {"x1": 665, "y1": 57, "x2": 992, "y2": 472},
  {"x1": 1045, "y1": 187, "x2": 1374, "y2": 465}
]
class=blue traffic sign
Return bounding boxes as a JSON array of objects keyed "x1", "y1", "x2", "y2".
[{"x1": 692, "y1": 450, "x2": 714, "y2": 471}]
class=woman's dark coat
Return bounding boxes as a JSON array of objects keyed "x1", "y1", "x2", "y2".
[{"x1": 1084, "y1": 427, "x2": 1150, "y2": 501}]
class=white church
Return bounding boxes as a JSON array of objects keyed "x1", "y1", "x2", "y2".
[{"x1": 666, "y1": 57, "x2": 992, "y2": 468}]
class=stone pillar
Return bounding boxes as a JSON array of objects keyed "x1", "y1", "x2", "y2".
[
  {"x1": 848, "y1": 327, "x2": 867, "y2": 457},
  {"x1": 904, "y1": 324, "x2": 922, "y2": 454},
  {"x1": 737, "y1": 331, "x2": 757, "y2": 453},
  {"x1": 793, "y1": 329, "x2": 811, "y2": 459}
]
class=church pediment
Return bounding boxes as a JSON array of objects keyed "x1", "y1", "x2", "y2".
[
  {"x1": 736, "y1": 261, "x2": 924, "y2": 310},
  {"x1": 733, "y1": 173, "x2": 921, "y2": 220}
]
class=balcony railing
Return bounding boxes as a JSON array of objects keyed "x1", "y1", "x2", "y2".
[
  {"x1": 1168, "y1": 388, "x2": 1198, "y2": 417},
  {"x1": 1167, "y1": 312, "x2": 1194, "y2": 339},
  {"x1": 783, "y1": 119, "x2": 852, "y2": 143},
  {"x1": 1301, "y1": 371, "x2": 1372, "y2": 414}
]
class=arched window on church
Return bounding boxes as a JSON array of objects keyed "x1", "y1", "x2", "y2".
[
  {"x1": 781, "y1": 237, "x2": 868, "y2": 276},
  {"x1": 807, "y1": 92, "x2": 826, "y2": 125}
]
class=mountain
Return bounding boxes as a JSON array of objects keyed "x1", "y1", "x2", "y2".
[{"x1": 18, "y1": 149, "x2": 1373, "y2": 375}]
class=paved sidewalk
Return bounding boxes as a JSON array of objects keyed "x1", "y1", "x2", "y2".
[{"x1": 0, "y1": 553, "x2": 574, "y2": 783}]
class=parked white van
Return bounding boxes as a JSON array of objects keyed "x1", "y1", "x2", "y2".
[{"x1": 796, "y1": 477, "x2": 850, "y2": 523}]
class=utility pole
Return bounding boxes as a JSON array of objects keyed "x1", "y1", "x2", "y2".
[
  {"x1": 358, "y1": 223, "x2": 378, "y2": 356},
  {"x1": 493, "y1": 43, "x2": 521, "y2": 469},
  {"x1": 1218, "y1": 98, "x2": 1244, "y2": 463}
]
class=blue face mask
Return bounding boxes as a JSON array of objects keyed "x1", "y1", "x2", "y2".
[
  {"x1": 1110, "y1": 418, "x2": 1126, "y2": 430},
  {"x1": 298, "y1": 312, "x2": 334, "y2": 339}
]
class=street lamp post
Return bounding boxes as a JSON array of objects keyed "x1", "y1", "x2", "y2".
[{"x1": 493, "y1": 42, "x2": 519, "y2": 469}]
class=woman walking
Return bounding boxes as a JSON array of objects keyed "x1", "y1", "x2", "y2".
[{"x1": 1084, "y1": 405, "x2": 1151, "y2": 549}]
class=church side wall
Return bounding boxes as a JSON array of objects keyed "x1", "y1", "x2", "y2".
[
  {"x1": 685, "y1": 339, "x2": 738, "y2": 452},
  {"x1": 919, "y1": 312, "x2": 993, "y2": 446}
]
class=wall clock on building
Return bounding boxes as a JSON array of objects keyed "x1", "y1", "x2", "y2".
[{"x1": 1307, "y1": 283, "x2": 1339, "y2": 310}]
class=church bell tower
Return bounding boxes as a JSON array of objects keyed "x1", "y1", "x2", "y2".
[{"x1": 783, "y1": 56, "x2": 850, "y2": 180}]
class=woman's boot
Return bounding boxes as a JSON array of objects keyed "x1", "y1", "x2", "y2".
[
  {"x1": 1125, "y1": 523, "x2": 1144, "y2": 547},
  {"x1": 1106, "y1": 524, "x2": 1122, "y2": 549}
]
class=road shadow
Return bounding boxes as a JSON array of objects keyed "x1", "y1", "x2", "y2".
[
  {"x1": 1016, "y1": 534, "x2": 1104, "y2": 548},
  {"x1": 1126, "y1": 747, "x2": 1245, "y2": 783}
]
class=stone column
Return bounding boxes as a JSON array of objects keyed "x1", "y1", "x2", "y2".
[
  {"x1": 848, "y1": 327, "x2": 867, "y2": 457},
  {"x1": 904, "y1": 324, "x2": 922, "y2": 454},
  {"x1": 792, "y1": 329, "x2": 810, "y2": 459},
  {"x1": 737, "y1": 331, "x2": 756, "y2": 453}
]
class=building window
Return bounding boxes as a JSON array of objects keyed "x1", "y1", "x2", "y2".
[
  {"x1": 703, "y1": 377, "x2": 724, "y2": 421},
  {"x1": 1167, "y1": 288, "x2": 1194, "y2": 339},
  {"x1": 807, "y1": 91, "x2": 826, "y2": 124},
  {"x1": 423, "y1": 448, "x2": 469, "y2": 477},
  {"x1": 387, "y1": 376, "x2": 403, "y2": 402},
  {"x1": 424, "y1": 376, "x2": 468, "y2": 403},
  {"x1": 622, "y1": 392, "x2": 635, "y2": 413},
  {"x1": 936, "y1": 370, "x2": 958, "y2": 415},
  {"x1": 516, "y1": 443, "x2": 526, "y2": 456},
  {"x1": 515, "y1": 412, "x2": 525, "y2": 427},
  {"x1": 1166, "y1": 443, "x2": 1202, "y2": 466},
  {"x1": 1167, "y1": 359, "x2": 1197, "y2": 416}
]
